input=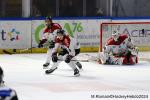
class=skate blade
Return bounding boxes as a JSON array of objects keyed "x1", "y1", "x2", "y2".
[
  {"x1": 74, "y1": 73, "x2": 80, "y2": 77},
  {"x1": 43, "y1": 66, "x2": 49, "y2": 69},
  {"x1": 45, "y1": 72, "x2": 50, "y2": 74},
  {"x1": 45, "y1": 70, "x2": 52, "y2": 74},
  {"x1": 79, "y1": 68, "x2": 83, "y2": 71}
]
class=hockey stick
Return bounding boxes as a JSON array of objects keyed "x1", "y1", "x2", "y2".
[
  {"x1": 56, "y1": 53, "x2": 98, "y2": 62},
  {"x1": 2, "y1": 47, "x2": 37, "y2": 55},
  {"x1": 2, "y1": 50, "x2": 13, "y2": 55},
  {"x1": 84, "y1": 54, "x2": 100, "y2": 61},
  {"x1": 19, "y1": 47, "x2": 37, "y2": 52},
  {"x1": 57, "y1": 59, "x2": 95, "y2": 62},
  {"x1": 84, "y1": 54, "x2": 150, "y2": 62},
  {"x1": 70, "y1": 59, "x2": 90, "y2": 62},
  {"x1": 84, "y1": 54, "x2": 98, "y2": 59},
  {"x1": 75, "y1": 53, "x2": 99, "y2": 62}
]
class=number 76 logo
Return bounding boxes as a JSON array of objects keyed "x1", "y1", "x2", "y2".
[{"x1": 64, "y1": 22, "x2": 83, "y2": 38}]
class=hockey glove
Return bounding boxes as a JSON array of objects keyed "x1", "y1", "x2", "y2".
[
  {"x1": 38, "y1": 43, "x2": 43, "y2": 48},
  {"x1": 65, "y1": 55, "x2": 74, "y2": 63},
  {"x1": 75, "y1": 49, "x2": 80, "y2": 56},
  {"x1": 38, "y1": 39, "x2": 47, "y2": 48},
  {"x1": 52, "y1": 52, "x2": 58, "y2": 62},
  {"x1": 49, "y1": 41, "x2": 55, "y2": 49},
  {"x1": 59, "y1": 48, "x2": 69, "y2": 56}
]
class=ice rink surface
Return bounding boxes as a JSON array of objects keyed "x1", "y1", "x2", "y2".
[{"x1": 0, "y1": 52, "x2": 150, "y2": 100}]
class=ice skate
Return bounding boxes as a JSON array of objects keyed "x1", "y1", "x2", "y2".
[
  {"x1": 76, "y1": 62, "x2": 82, "y2": 69},
  {"x1": 45, "y1": 67, "x2": 57, "y2": 74},
  {"x1": 43, "y1": 63, "x2": 50, "y2": 69},
  {"x1": 74, "y1": 68, "x2": 80, "y2": 77}
]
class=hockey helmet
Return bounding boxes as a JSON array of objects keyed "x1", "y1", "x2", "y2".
[
  {"x1": 56, "y1": 29, "x2": 65, "y2": 35},
  {"x1": 45, "y1": 16, "x2": 52, "y2": 20},
  {"x1": 45, "y1": 16, "x2": 53, "y2": 28},
  {"x1": 56, "y1": 29, "x2": 65, "y2": 40},
  {"x1": 112, "y1": 29, "x2": 120, "y2": 41}
]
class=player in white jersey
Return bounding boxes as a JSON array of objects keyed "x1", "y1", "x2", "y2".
[
  {"x1": 0, "y1": 67, "x2": 18, "y2": 100},
  {"x1": 98, "y1": 29, "x2": 138, "y2": 65}
]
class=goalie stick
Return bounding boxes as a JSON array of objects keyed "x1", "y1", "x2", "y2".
[
  {"x1": 83, "y1": 54, "x2": 150, "y2": 63},
  {"x1": 84, "y1": 54, "x2": 100, "y2": 61},
  {"x1": 75, "y1": 53, "x2": 99, "y2": 63},
  {"x1": 58, "y1": 59, "x2": 90, "y2": 62}
]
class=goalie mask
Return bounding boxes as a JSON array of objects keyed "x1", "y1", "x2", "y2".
[{"x1": 112, "y1": 30, "x2": 120, "y2": 41}]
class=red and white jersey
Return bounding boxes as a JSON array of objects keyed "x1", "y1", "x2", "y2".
[
  {"x1": 42, "y1": 23, "x2": 62, "y2": 40},
  {"x1": 55, "y1": 35, "x2": 70, "y2": 48},
  {"x1": 52, "y1": 35, "x2": 80, "y2": 56},
  {"x1": 104, "y1": 34, "x2": 134, "y2": 56},
  {"x1": 43, "y1": 23, "x2": 62, "y2": 33},
  {"x1": 52, "y1": 35, "x2": 70, "y2": 53}
]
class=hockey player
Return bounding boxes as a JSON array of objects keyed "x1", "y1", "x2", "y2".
[
  {"x1": 0, "y1": 67, "x2": 18, "y2": 100},
  {"x1": 98, "y1": 29, "x2": 138, "y2": 65},
  {"x1": 38, "y1": 16, "x2": 62, "y2": 68},
  {"x1": 45, "y1": 29, "x2": 81, "y2": 76}
]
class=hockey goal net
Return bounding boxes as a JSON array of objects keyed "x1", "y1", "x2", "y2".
[{"x1": 100, "y1": 22, "x2": 150, "y2": 52}]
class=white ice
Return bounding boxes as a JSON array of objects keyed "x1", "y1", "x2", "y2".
[{"x1": 0, "y1": 52, "x2": 150, "y2": 100}]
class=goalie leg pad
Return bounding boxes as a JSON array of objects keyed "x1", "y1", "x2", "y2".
[
  {"x1": 122, "y1": 55, "x2": 138, "y2": 65},
  {"x1": 100, "y1": 54, "x2": 138, "y2": 65},
  {"x1": 107, "y1": 56, "x2": 122, "y2": 65},
  {"x1": 98, "y1": 52, "x2": 107, "y2": 64}
]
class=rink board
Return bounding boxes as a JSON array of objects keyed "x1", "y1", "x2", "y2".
[{"x1": 0, "y1": 18, "x2": 150, "y2": 53}]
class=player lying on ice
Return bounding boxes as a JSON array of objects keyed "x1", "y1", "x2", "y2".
[
  {"x1": 98, "y1": 29, "x2": 138, "y2": 65},
  {"x1": 45, "y1": 29, "x2": 82, "y2": 76}
]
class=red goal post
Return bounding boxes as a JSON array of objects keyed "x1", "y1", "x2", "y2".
[{"x1": 100, "y1": 22, "x2": 150, "y2": 52}]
